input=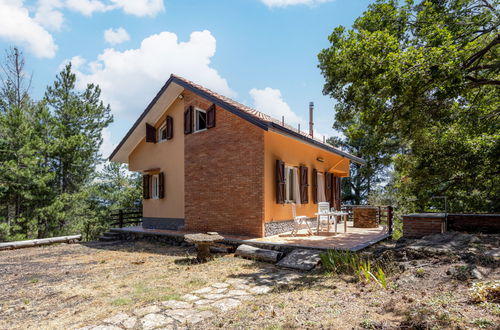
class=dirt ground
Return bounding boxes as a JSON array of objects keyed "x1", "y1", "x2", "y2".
[{"x1": 0, "y1": 234, "x2": 499, "y2": 330}]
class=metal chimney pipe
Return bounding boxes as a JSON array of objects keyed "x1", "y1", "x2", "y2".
[{"x1": 309, "y1": 102, "x2": 314, "y2": 138}]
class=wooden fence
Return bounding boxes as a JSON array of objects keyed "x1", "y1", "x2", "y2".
[
  {"x1": 110, "y1": 208, "x2": 142, "y2": 228},
  {"x1": 341, "y1": 205, "x2": 394, "y2": 235}
]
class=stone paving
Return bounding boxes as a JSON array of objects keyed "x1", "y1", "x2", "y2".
[{"x1": 78, "y1": 268, "x2": 302, "y2": 330}]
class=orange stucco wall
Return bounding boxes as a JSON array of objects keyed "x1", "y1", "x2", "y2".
[
  {"x1": 128, "y1": 98, "x2": 185, "y2": 219},
  {"x1": 263, "y1": 130, "x2": 350, "y2": 223}
]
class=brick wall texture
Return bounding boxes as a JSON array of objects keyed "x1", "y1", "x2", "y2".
[
  {"x1": 403, "y1": 215, "x2": 446, "y2": 238},
  {"x1": 447, "y1": 214, "x2": 500, "y2": 233},
  {"x1": 353, "y1": 206, "x2": 379, "y2": 228},
  {"x1": 183, "y1": 91, "x2": 265, "y2": 237}
]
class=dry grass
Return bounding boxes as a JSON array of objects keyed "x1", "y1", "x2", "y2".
[
  {"x1": 0, "y1": 241, "x2": 262, "y2": 330},
  {"x1": 1, "y1": 236, "x2": 499, "y2": 330}
]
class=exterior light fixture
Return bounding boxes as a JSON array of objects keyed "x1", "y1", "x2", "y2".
[{"x1": 316, "y1": 157, "x2": 324, "y2": 162}]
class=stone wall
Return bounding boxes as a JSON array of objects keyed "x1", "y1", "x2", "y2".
[{"x1": 353, "y1": 206, "x2": 379, "y2": 228}]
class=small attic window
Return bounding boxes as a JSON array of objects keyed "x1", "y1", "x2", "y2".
[
  {"x1": 158, "y1": 124, "x2": 167, "y2": 142},
  {"x1": 194, "y1": 108, "x2": 207, "y2": 133}
]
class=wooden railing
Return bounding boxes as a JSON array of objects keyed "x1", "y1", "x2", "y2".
[
  {"x1": 341, "y1": 205, "x2": 394, "y2": 235},
  {"x1": 110, "y1": 208, "x2": 142, "y2": 228}
]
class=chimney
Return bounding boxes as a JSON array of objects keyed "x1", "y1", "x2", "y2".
[{"x1": 309, "y1": 102, "x2": 314, "y2": 138}]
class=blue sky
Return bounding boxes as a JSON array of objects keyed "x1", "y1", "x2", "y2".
[{"x1": 0, "y1": 0, "x2": 371, "y2": 157}]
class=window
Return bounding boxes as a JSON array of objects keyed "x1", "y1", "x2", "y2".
[
  {"x1": 158, "y1": 124, "x2": 167, "y2": 142},
  {"x1": 151, "y1": 174, "x2": 160, "y2": 199},
  {"x1": 285, "y1": 166, "x2": 295, "y2": 203},
  {"x1": 194, "y1": 108, "x2": 207, "y2": 132}
]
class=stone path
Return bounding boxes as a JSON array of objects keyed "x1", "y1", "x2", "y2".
[{"x1": 78, "y1": 269, "x2": 302, "y2": 329}]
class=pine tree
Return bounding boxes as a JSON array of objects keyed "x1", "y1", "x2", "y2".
[{"x1": 44, "y1": 63, "x2": 113, "y2": 195}]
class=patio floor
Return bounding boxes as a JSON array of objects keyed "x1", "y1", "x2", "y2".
[
  {"x1": 247, "y1": 221, "x2": 390, "y2": 251},
  {"x1": 112, "y1": 221, "x2": 390, "y2": 252}
]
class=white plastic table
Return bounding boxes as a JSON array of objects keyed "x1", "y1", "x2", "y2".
[{"x1": 315, "y1": 211, "x2": 349, "y2": 234}]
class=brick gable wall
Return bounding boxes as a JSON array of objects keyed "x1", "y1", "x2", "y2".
[{"x1": 183, "y1": 91, "x2": 265, "y2": 237}]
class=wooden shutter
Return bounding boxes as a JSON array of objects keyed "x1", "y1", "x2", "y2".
[
  {"x1": 299, "y1": 166, "x2": 309, "y2": 204},
  {"x1": 166, "y1": 116, "x2": 173, "y2": 140},
  {"x1": 145, "y1": 123, "x2": 156, "y2": 143},
  {"x1": 207, "y1": 104, "x2": 216, "y2": 128},
  {"x1": 325, "y1": 172, "x2": 333, "y2": 204},
  {"x1": 143, "y1": 174, "x2": 150, "y2": 199},
  {"x1": 312, "y1": 168, "x2": 318, "y2": 204},
  {"x1": 158, "y1": 172, "x2": 165, "y2": 199},
  {"x1": 184, "y1": 106, "x2": 193, "y2": 134},
  {"x1": 276, "y1": 160, "x2": 285, "y2": 204}
]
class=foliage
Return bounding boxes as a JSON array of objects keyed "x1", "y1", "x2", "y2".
[
  {"x1": 0, "y1": 48, "x2": 139, "y2": 242},
  {"x1": 319, "y1": 0, "x2": 500, "y2": 212},
  {"x1": 470, "y1": 280, "x2": 500, "y2": 303},
  {"x1": 320, "y1": 250, "x2": 391, "y2": 289}
]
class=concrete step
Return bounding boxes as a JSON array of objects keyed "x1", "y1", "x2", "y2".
[{"x1": 276, "y1": 249, "x2": 322, "y2": 271}]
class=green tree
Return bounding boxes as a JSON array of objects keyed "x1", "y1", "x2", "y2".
[
  {"x1": 44, "y1": 63, "x2": 113, "y2": 194},
  {"x1": 0, "y1": 48, "x2": 55, "y2": 240},
  {"x1": 318, "y1": 0, "x2": 499, "y2": 212}
]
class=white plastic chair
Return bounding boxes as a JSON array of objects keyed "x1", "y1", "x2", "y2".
[
  {"x1": 291, "y1": 203, "x2": 312, "y2": 236},
  {"x1": 316, "y1": 202, "x2": 331, "y2": 233}
]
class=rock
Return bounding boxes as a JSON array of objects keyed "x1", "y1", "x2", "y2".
[
  {"x1": 212, "y1": 288, "x2": 228, "y2": 294},
  {"x1": 233, "y1": 283, "x2": 251, "y2": 290},
  {"x1": 103, "y1": 313, "x2": 129, "y2": 325},
  {"x1": 471, "y1": 268, "x2": 484, "y2": 280},
  {"x1": 162, "y1": 300, "x2": 192, "y2": 309},
  {"x1": 227, "y1": 290, "x2": 250, "y2": 296},
  {"x1": 276, "y1": 249, "x2": 322, "y2": 271},
  {"x1": 122, "y1": 317, "x2": 137, "y2": 329},
  {"x1": 140, "y1": 313, "x2": 172, "y2": 330},
  {"x1": 194, "y1": 299, "x2": 214, "y2": 305},
  {"x1": 185, "y1": 310, "x2": 215, "y2": 325},
  {"x1": 181, "y1": 294, "x2": 199, "y2": 301},
  {"x1": 202, "y1": 293, "x2": 226, "y2": 300},
  {"x1": 485, "y1": 248, "x2": 500, "y2": 258},
  {"x1": 211, "y1": 298, "x2": 241, "y2": 312},
  {"x1": 249, "y1": 286, "x2": 272, "y2": 295},
  {"x1": 166, "y1": 308, "x2": 197, "y2": 323},
  {"x1": 212, "y1": 282, "x2": 229, "y2": 289},
  {"x1": 192, "y1": 287, "x2": 213, "y2": 294},
  {"x1": 133, "y1": 305, "x2": 161, "y2": 317},
  {"x1": 90, "y1": 326, "x2": 122, "y2": 330}
]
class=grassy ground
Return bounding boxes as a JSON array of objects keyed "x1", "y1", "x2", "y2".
[{"x1": 0, "y1": 236, "x2": 498, "y2": 329}]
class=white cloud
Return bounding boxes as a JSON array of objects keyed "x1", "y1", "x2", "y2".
[
  {"x1": 104, "y1": 27, "x2": 130, "y2": 45},
  {"x1": 34, "y1": 0, "x2": 64, "y2": 31},
  {"x1": 250, "y1": 87, "x2": 326, "y2": 138},
  {"x1": 99, "y1": 127, "x2": 117, "y2": 158},
  {"x1": 250, "y1": 87, "x2": 304, "y2": 127},
  {"x1": 111, "y1": 0, "x2": 164, "y2": 17},
  {"x1": 66, "y1": 0, "x2": 111, "y2": 16},
  {"x1": 70, "y1": 30, "x2": 234, "y2": 117},
  {"x1": 260, "y1": 0, "x2": 332, "y2": 8},
  {"x1": 0, "y1": 0, "x2": 57, "y2": 58}
]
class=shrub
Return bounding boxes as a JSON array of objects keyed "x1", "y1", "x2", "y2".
[
  {"x1": 320, "y1": 250, "x2": 390, "y2": 289},
  {"x1": 470, "y1": 281, "x2": 500, "y2": 303}
]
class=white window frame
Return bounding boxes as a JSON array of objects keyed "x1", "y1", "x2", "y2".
[
  {"x1": 193, "y1": 107, "x2": 207, "y2": 133},
  {"x1": 151, "y1": 174, "x2": 160, "y2": 199},
  {"x1": 284, "y1": 165, "x2": 295, "y2": 203},
  {"x1": 157, "y1": 124, "x2": 167, "y2": 142}
]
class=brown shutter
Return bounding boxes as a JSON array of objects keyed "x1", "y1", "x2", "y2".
[
  {"x1": 146, "y1": 123, "x2": 156, "y2": 143},
  {"x1": 184, "y1": 106, "x2": 193, "y2": 134},
  {"x1": 143, "y1": 174, "x2": 150, "y2": 199},
  {"x1": 166, "y1": 116, "x2": 173, "y2": 140},
  {"x1": 299, "y1": 166, "x2": 309, "y2": 204},
  {"x1": 207, "y1": 104, "x2": 216, "y2": 128},
  {"x1": 312, "y1": 169, "x2": 318, "y2": 204},
  {"x1": 325, "y1": 172, "x2": 333, "y2": 204},
  {"x1": 158, "y1": 172, "x2": 165, "y2": 199},
  {"x1": 276, "y1": 160, "x2": 285, "y2": 204}
]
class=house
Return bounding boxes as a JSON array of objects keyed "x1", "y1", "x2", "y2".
[{"x1": 109, "y1": 75, "x2": 365, "y2": 238}]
